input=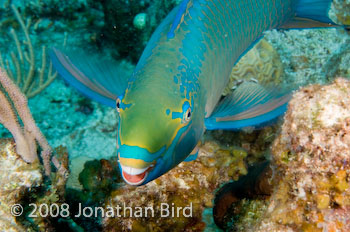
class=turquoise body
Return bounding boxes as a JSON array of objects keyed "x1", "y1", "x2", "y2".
[
  {"x1": 126, "y1": 0, "x2": 292, "y2": 184},
  {"x1": 50, "y1": 0, "x2": 336, "y2": 185},
  {"x1": 137, "y1": 0, "x2": 292, "y2": 115}
]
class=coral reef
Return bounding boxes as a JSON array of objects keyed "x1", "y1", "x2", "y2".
[
  {"x1": 208, "y1": 122, "x2": 281, "y2": 165},
  {"x1": 0, "y1": 138, "x2": 42, "y2": 231},
  {"x1": 28, "y1": 146, "x2": 69, "y2": 230},
  {"x1": 213, "y1": 162, "x2": 274, "y2": 231},
  {"x1": 60, "y1": 106, "x2": 120, "y2": 190},
  {"x1": 79, "y1": 159, "x2": 121, "y2": 202},
  {"x1": 0, "y1": 2, "x2": 349, "y2": 231},
  {"x1": 59, "y1": 159, "x2": 121, "y2": 231},
  {"x1": 223, "y1": 39, "x2": 284, "y2": 96},
  {"x1": 2, "y1": 0, "x2": 347, "y2": 196},
  {"x1": 103, "y1": 140, "x2": 248, "y2": 231},
  {"x1": 251, "y1": 78, "x2": 350, "y2": 231},
  {"x1": 228, "y1": 198, "x2": 268, "y2": 232},
  {"x1": 0, "y1": 67, "x2": 69, "y2": 230},
  {"x1": 264, "y1": 27, "x2": 349, "y2": 87},
  {"x1": 0, "y1": 139, "x2": 70, "y2": 231},
  {"x1": 330, "y1": 0, "x2": 350, "y2": 25},
  {"x1": 321, "y1": 40, "x2": 350, "y2": 81}
]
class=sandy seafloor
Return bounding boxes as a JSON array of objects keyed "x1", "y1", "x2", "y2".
[{"x1": 0, "y1": 0, "x2": 349, "y2": 190}]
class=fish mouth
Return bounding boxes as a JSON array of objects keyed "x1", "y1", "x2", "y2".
[{"x1": 120, "y1": 163, "x2": 153, "y2": 185}]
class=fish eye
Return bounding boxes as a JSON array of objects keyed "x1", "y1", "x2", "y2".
[
  {"x1": 116, "y1": 98, "x2": 121, "y2": 112},
  {"x1": 184, "y1": 107, "x2": 191, "y2": 122}
]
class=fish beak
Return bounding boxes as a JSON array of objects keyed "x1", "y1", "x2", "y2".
[{"x1": 120, "y1": 163, "x2": 154, "y2": 185}]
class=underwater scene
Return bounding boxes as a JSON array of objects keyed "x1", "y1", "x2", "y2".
[{"x1": 0, "y1": 0, "x2": 350, "y2": 231}]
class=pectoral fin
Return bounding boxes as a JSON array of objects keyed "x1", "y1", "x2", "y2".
[
  {"x1": 279, "y1": 0, "x2": 350, "y2": 29},
  {"x1": 49, "y1": 48, "x2": 130, "y2": 108},
  {"x1": 204, "y1": 82, "x2": 292, "y2": 130}
]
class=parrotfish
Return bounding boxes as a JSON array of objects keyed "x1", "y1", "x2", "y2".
[{"x1": 50, "y1": 0, "x2": 338, "y2": 185}]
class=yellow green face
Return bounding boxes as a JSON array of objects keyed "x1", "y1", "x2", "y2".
[
  {"x1": 116, "y1": 83, "x2": 195, "y2": 185},
  {"x1": 120, "y1": 90, "x2": 184, "y2": 155}
]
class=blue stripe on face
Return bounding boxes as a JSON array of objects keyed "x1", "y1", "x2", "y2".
[
  {"x1": 143, "y1": 119, "x2": 193, "y2": 184},
  {"x1": 172, "y1": 101, "x2": 191, "y2": 120},
  {"x1": 118, "y1": 144, "x2": 166, "y2": 163},
  {"x1": 117, "y1": 95, "x2": 132, "y2": 110}
]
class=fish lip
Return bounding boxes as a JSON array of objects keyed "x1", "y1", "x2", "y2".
[
  {"x1": 120, "y1": 164, "x2": 154, "y2": 186},
  {"x1": 120, "y1": 164, "x2": 149, "y2": 175},
  {"x1": 122, "y1": 169, "x2": 148, "y2": 185}
]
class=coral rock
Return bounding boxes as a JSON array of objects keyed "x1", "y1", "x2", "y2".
[
  {"x1": 330, "y1": 0, "x2": 350, "y2": 25},
  {"x1": 254, "y1": 78, "x2": 350, "y2": 231},
  {"x1": 0, "y1": 139, "x2": 42, "y2": 231},
  {"x1": 223, "y1": 39, "x2": 283, "y2": 96},
  {"x1": 103, "y1": 141, "x2": 248, "y2": 231}
]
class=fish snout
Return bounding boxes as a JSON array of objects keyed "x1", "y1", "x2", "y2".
[{"x1": 117, "y1": 145, "x2": 164, "y2": 185}]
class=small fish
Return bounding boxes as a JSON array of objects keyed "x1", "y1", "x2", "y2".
[{"x1": 50, "y1": 0, "x2": 339, "y2": 185}]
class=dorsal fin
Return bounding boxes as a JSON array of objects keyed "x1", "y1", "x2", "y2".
[{"x1": 167, "y1": 0, "x2": 191, "y2": 39}]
